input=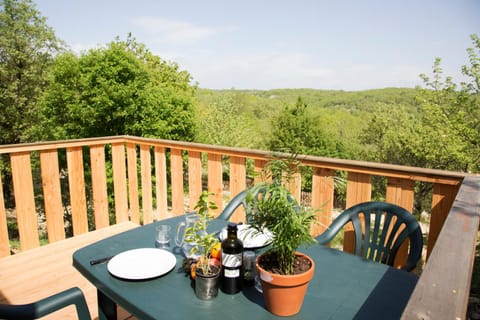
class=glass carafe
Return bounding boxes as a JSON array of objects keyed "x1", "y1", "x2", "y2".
[{"x1": 175, "y1": 212, "x2": 203, "y2": 259}]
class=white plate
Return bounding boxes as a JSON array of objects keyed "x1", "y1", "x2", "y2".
[
  {"x1": 107, "y1": 248, "x2": 176, "y2": 280},
  {"x1": 219, "y1": 224, "x2": 273, "y2": 249}
]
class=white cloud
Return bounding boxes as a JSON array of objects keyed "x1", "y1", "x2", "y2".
[
  {"x1": 132, "y1": 17, "x2": 234, "y2": 45},
  {"x1": 68, "y1": 42, "x2": 105, "y2": 54},
  {"x1": 170, "y1": 50, "x2": 427, "y2": 90}
]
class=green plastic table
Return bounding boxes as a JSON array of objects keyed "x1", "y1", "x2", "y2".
[{"x1": 73, "y1": 215, "x2": 418, "y2": 320}]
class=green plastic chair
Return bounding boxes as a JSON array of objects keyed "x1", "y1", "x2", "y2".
[
  {"x1": 217, "y1": 187, "x2": 299, "y2": 222},
  {"x1": 217, "y1": 189, "x2": 254, "y2": 221},
  {"x1": 0, "y1": 287, "x2": 91, "y2": 320},
  {"x1": 316, "y1": 201, "x2": 423, "y2": 272}
]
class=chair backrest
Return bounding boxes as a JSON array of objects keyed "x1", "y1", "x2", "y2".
[
  {"x1": 217, "y1": 186, "x2": 299, "y2": 222},
  {"x1": 316, "y1": 201, "x2": 423, "y2": 271},
  {"x1": 217, "y1": 189, "x2": 258, "y2": 222},
  {"x1": 0, "y1": 287, "x2": 91, "y2": 320}
]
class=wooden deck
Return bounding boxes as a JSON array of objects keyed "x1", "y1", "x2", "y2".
[
  {"x1": 0, "y1": 136, "x2": 479, "y2": 319},
  {"x1": 0, "y1": 222, "x2": 139, "y2": 319}
]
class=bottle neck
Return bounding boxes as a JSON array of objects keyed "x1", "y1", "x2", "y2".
[{"x1": 227, "y1": 230, "x2": 237, "y2": 239}]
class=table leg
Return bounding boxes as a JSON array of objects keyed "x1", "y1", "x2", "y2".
[{"x1": 97, "y1": 289, "x2": 117, "y2": 320}]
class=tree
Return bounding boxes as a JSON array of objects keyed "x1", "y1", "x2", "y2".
[
  {"x1": 196, "y1": 91, "x2": 260, "y2": 148},
  {"x1": 362, "y1": 34, "x2": 480, "y2": 173},
  {"x1": 31, "y1": 35, "x2": 197, "y2": 141},
  {"x1": 360, "y1": 35, "x2": 480, "y2": 213},
  {"x1": 415, "y1": 34, "x2": 480, "y2": 173},
  {"x1": 268, "y1": 97, "x2": 345, "y2": 157},
  {"x1": 0, "y1": 0, "x2": 64, "y2": 144}
]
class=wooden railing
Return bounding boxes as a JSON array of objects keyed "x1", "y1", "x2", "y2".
[{"x1": 0, "y1": 135, "x2": 479, "y2": 318}]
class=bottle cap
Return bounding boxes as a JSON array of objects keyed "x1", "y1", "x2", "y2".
[{"x1": 227, "y1": 222, "x2": 238, "y2": 232}]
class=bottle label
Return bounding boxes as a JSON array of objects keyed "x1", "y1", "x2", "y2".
[
  {"x1": 224, "y1": 268, "x2": 240, "y2": 278},
  {"x1": 222, "y1": 253, "x2": 242, "y2": 268}
]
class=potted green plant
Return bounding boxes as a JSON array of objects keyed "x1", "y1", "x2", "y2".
[
  {"x1": 246, "y1": 156, "x2": 318, "y2": 316},
  {"x1": 184, "y1": 191, "x2": 221, "y2": 300}
]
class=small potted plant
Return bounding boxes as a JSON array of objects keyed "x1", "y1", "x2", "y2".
[
  {"x1": 184, "y1": 191, "x2": 221, "y2": 300},
  {"x1": 246, "y1": 156, "x2": 318, "y2": 316}
]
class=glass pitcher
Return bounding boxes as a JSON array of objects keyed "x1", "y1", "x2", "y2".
[{"x1": 175, "y1": 212, "x2": 203, "y2": 259}]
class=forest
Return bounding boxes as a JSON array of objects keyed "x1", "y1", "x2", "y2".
[{"x1": 1, "y1": 0, "x2": 479, "y2": 187}]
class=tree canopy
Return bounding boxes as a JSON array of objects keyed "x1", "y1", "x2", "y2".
[
  {"x1": 0, "y1": 0, "x2": 64, "y2": 144},
  {"x1": 196, "y1": 91, "x2": 261, "y2": 148},
  {"x1": 31, "y1": 35, "x2": 197, "y2": 141},
  {"x1": 268, "y1": 97, "x2": 347, "y2": 158},
  {"x1": 361, "y1": 34, "x2": 480, "y2": 173}
]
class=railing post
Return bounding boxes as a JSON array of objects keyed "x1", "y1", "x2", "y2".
[
  {"x1": 66, "y1": 147, "x2": 88, "y2": 235},
  {"x1": 208, "y1": 153, "x2": 223, "y2": 214},
  {"x1": 428, "y1": 181, "x2": 461, "y2": 259},
  {"x1": 140, "y1": 145, "x2": 153, "y2": 223},
  {"x1": 40, "y1": 149, "x2": 65, "y2": 242},
  {"x1": 386, "y1": 177, "x2": 415, "y2": 268},
  {"x1": 154, "y1": 146, "x2": 168, "y2": 219},
  {"x1": 112, "y1": 143, "x2": 129, "y2": 223},
  {"x1": 0, "y1": 169, "x2": 10, "y2": 257},
  {"x1": 170, "y1": 148, "x2": 184, "y2": 216},
  {"x1": 344, "y1": 172, "x2": 372, "y2": 253},
  {"x1": 311, "y1": 167, "x2": 334, "y2": 236},
  {"x1": 229, "y1": 156, "x2": 247, "y2": 222},
  {"x1": 188, "y1": 151, "x2": 203, "y2": 211},
  {"x1": 90, "y1": 145, "x2": 109, "y2": 228}
]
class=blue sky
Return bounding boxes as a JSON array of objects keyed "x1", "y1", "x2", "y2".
[{"x1": 34, "y1": 0, "x2": 479, "y2": 91}]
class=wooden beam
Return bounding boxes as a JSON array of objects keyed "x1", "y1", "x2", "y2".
[
  {"x1": 0, "y1": 169, "x2": 9, "y2": 257},
  {"x1": 154, "y1": 146, "x2": 169, "y2": 219},
  {"x1": 90, "y1": 145, "x2": 109, "y2": 228},
  {"x1": 140, "y1": 145, "x2": 153, "y2": 223},
  {"x1": 40, "y1": 150, "x2": 65, "y2": 242},
  {"x1": 402, "y1": 176, "x2": 480, "y2": 320},
  {"x1": 311, "y1": 168, "x2": 334, "y2": 236},
  {"x1": 66, "y1": 147, "x2": 88, "y2": 235},
  {"x1": 126, "y1": 143, "x2": 140, "y2": 224},
  {"x1": 111, "y1": 143, "x2": 129, "y2": 223},
  {"x1": 344, "y1": 172, "x2": 372, "y2": 253},
  {"x1": 188, "y1": 151, "x2": 203, "y2": 211},
  {"x1": 170, "y1": 148, "x2": 184, "y2": 216},
  {"x1": 208, "y1": 153, "x2": 223, "y2": 215}
]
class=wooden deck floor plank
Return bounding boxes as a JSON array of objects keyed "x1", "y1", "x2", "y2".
[{"x1": 0, "y1": 221, "x2": 139, "y2": 320}]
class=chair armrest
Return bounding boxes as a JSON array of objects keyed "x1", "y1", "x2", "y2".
[{"x1": 0, "y1": 287, "x2": 91, "y2": 320}]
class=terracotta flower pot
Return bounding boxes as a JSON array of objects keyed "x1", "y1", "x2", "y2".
[{"x1": 256, "y1": 252, "x2": 315, "y2": 316}]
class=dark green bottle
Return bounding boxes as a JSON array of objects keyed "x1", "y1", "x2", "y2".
[{"x1": 221, "y1": 223, "x2": 243, "y2": 294}]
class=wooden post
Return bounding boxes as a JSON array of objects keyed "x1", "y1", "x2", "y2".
[
  {"x1": 170, "y1": 148, "x2": 184, "y2": 216},
  {"x1": 311, "y1": 167, "x2": 335, "y2": 236},
  {"x1": 140, "y1": 145, "x2": 153, "y2": 223},
  {"x1": 188, "y1": 151, "x2": 203, "y2": 211},
  {"x1": 90, "y1": 145, "x2": 109, "y2": 228},
  {"x1": 111, "y1": 143, "x2": 129, "y2": 223},
  {"x1": 208, "y1": 153, "x2": 223, "y2": 215},
  {"x1": 428, "y1": 181, "x2": 460, "y2": 259},
  {"x1": 344, "y1": 172, "x2": 372, "y2": 253},
  {"x1": 66, "y1": 147, "x2": 88, "y2": 236},
  {"x1": 126, "y1": 143, "x2": 140, "y2": 224},
  {"x1": 386, "y1": 177, "x2": 415, "y2": 268},
  {"x1": 0, "y1": 170, "x2": 9, "y2": 256},
  {"x1": 40, "y1": 149, "x2": 65, "y2": 242},
  {"x1": 229, "y1": 156, "x2": 247, "y2": 222},
  {"x1": 154, "y1": 146, "x2": 169, "y2": 219}
]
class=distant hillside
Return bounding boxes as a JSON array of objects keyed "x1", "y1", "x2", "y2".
[
  {"x1": 197, "y1": 87, "x2": 419, "y2": 112},
  {"x1": 194, "y1": 87, "x2": 420, "y2": 156}
]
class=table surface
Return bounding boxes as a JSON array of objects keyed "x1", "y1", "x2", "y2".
[{"x1": 73, "y1": 216, "x2": 418, "y2": 320}]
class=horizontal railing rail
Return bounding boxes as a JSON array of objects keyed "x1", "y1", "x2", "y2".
[{"x1": 0, "y1": 135, "x2": 479, "y2": 318}]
